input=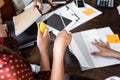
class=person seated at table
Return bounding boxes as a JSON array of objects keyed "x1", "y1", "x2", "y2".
[
  {"x1": 0, "y1": 7, "x2": 51, "y2": 80},
  {"x1": 50, "y1": 30, "x2": 72, "y2": 80},
  {"x1": 91, "y1": 39, "x2": 120, "y2": 60},
  {"x1": 0, "y1": 3, "x2": 72, "y2": 80},
  {"x1": 0, "y1": 22, "x2": 71, "y2": 80}
]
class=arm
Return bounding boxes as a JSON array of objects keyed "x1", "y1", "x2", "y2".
[
  {"x1": 91, "y1": 39, "x2": 120, "y2": 59},
  {"x1": 50, "y1": 30, "x2": 72, "y2": 80},
  {"x1": 37, "y1": 28, "x2": 50, "y2": 71}
]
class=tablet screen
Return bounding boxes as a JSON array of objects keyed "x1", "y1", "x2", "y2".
[{"x1": 44, "y1": 13, "x2": 72, "y2": 31}]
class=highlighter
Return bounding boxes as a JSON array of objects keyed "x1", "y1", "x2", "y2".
[{"x1": 37, "y1": 22, "x2": 46, "y2": 34}]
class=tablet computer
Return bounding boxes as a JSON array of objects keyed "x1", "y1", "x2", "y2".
[{"x1": 44, "y1": 13, "x2": 72, "y2": 31}]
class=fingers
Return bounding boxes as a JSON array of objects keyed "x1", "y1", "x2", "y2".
[
  {"x1": 91, "y1": 52, "x2": 101, "y2": 56},
  {"x1": 92, "y1": 39, "x2": 109, "y2": 47},
  {"x1": 43, "y1": 28, "x2": 50, "y2": 39},
  {"x1": 33, "y1": 1, "x2": 43, "y2": 11}
]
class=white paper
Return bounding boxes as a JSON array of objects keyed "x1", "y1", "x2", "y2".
[{"x1": 71, "y1": 27, "x2": 120, "y2": 70}]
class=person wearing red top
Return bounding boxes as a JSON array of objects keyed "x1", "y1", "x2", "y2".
[
  {"x1": 0, "y1": 1, "x2": 72, "y2": 80},
  {"x1": 0, "y1": 1, "x2": 51, "y2": 80}
]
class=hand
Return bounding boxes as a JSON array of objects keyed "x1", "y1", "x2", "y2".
[
  {"x1": 47, "y1": 0, "x2": 58, "y2": 7},
  {"x1": 0, "y1": 24, "x2": 7, "y2": 37},
  {"x1": 91, "y1": 39, "x2": 120, "y2": 58},
  {"x1": 37, "y1": 28, "x2": 50, "y2": 54},
  {"x1": 0, "y1": 0, "x2": 4, "y2": 8},
  {"x1": 33, "y1": 1, "x2": 43, "y2": 11},
  {"x1": 53, "y1": 30, "x2": 72, "y2": 56}
]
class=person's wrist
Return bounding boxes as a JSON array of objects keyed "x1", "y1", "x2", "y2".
[
  {"x1": 53, "y1": 47, "x2": 65, "y2": 60},
  {"x1": 113, "y1": 52, "x2": 120, "y2": 60}
]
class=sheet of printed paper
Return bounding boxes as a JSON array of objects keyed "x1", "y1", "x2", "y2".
[
  {"x1": 81, "y1": 27, "x2": 120, "y2": 68},
  {"x1": 13, "y1": 6, "x2": 41, "y2": 36}
]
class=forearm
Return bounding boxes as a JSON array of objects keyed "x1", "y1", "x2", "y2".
[
  {"x1": 50, "y1": 51, "x2": 65, "y2": 80},
  {"x1": 40, "y1": 51, "x2": 50, "y2": 71}
]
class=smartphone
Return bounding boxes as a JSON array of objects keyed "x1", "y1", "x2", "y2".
[
  {"x1": 52, "y1": 0, "x2": 66, "y2": 4},
  {"x1": 74, "y1": 0, "x2": 85, "y2": 7}
]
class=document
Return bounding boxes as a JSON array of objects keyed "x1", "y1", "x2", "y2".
[
  {"x1": 69, "y1": 27, "x2": 120, "y2": 71},
  {"x1": 36, "y1": 1, "x2": 102, "y2": 35}
]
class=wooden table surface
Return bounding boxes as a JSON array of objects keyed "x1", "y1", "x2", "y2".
[
  {"x1": 68, "y1": 0, "x2": 120, "y2": 79},
  {"x1": 21, "y1": 0, "x2": 120, "y2": 80}
]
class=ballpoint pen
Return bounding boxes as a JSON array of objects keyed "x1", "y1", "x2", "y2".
[
  {"x1": 36, "y1": 6, "x2": 43, "y2": 15},
  {"x1": 59, "y1": 12, "x2": 66, "y2": 27}
]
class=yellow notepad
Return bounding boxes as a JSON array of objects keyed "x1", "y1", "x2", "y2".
[
  {"x1": 106, "y1": 34, "x2": 120, "y2": 43},
  {"x1": 83, "y1": 8, "x2": 95, "y2": 16}
]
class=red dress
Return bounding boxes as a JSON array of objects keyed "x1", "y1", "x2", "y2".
[{"x1": 0, "y1": 32, "x2": 51, "y2": 80}]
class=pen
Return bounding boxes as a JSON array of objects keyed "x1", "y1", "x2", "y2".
[
  {"x1": 111, "y1": 0, "x2": 114, "y2": 8},
  {"x1": 59, "y1": 13, "x2": 66, "y2": 27},
  {"x1": 97, "y1": 0, "x2": 100, "y2": 6},
  {"x1": 108, "y1": 0, "x2": 111, "y2": 7},
  {"x1": 36, "y1": 6, "x2": 43, "y2": 15}
]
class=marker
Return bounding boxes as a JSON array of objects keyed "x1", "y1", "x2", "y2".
[
  {"x1": 59, "y1": 12, "x2": 66, "y2": 28},
  {"x1": 36, "y1": 6, "x2": 43, "y2": 15},
  {"x1": 97, "y1": 0, "x2": 100, "y2": 6}
]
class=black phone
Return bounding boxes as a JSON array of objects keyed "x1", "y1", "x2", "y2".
[{"x1": 74, "y1": 0, "x2": 85, "y2": 7}]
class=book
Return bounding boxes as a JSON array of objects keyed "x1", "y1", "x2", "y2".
[
  {"x1": 36, "y1": 1, "x2": 102, "y2": 35},
  {"x1": 13, "y1": 2, "x2": 51, "y2": 36},
  {"x1": 69, "y1": 27, "x2": 120, "y2": 71},
  {"x1": 5, "y1": 20, "x2": 37, "y2": 49}
]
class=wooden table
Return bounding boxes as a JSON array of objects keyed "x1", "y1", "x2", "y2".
[
  {"x1": 68, "y1": 0, "x2": 120, "y2": 80},
  {"x1": 21, "y1": 0, "x2": 120, "y2": 80}
]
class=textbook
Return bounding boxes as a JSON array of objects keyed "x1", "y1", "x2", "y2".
[{"x1": 69, "y1": 27, "x2": 120, "y2": 71}]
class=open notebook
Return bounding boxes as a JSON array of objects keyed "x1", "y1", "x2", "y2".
[{"x1": 69, "y1": 27, "x2": 120, "y2": 71}]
